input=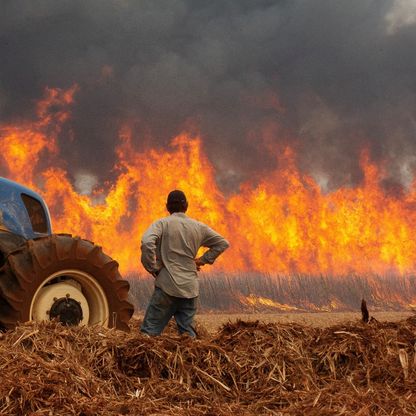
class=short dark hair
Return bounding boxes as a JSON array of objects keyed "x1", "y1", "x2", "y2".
[{"x1": 166, "y1": 190, "x2": 188, "y2": 214}]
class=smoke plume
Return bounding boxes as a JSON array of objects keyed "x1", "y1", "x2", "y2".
[{"x1": 1, "y1": 0, "x2": 416, "y2": 192}]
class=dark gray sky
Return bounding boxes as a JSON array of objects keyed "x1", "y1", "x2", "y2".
[{"x1": 1, "y1": 0, "x2": 416, "y2": 193}]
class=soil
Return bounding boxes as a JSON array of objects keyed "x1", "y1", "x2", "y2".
[{"x1": 194, "y1": 311, "x2": 414, "y2": 333}]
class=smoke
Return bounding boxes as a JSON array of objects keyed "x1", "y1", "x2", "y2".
[{"x1": 1, "y1": 0, "x2": 416, "y2": 192}]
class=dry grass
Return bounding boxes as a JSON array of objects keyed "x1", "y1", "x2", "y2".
[
  {"x1": 0, "y1": 315, "x2": 416, "y2": 415},
  {"x1": 128, "y1": 273, "x2": 416, "y2": 313}
]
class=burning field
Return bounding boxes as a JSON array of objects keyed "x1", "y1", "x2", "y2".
[
  {"x1": 0, "y1": 317, "x2": 415, "y2": 415},
  {"x1": 2, "y1": 86, "x2": 416, "y2": 279},
  {"x1": 0, "y1": 86, "x2": 416, "y2": 310},
  {"x1": 2, "y1": 86, "x2": 416, "y2": 310},
  {"x1": 2, "y1": 3, "x2": 416, "y2": 414},
  {"x1": 1, "y1": 1, "x2": 416, "y2": 314}
]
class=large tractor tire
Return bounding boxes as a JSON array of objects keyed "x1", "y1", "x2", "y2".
[{"x1": 0, "y1": 234, "x2": 134, "y2": 331}]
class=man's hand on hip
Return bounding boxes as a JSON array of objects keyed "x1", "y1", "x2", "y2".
[
  {"x1": 151, "y1": 269, "x2": 161, "y2": 278},
  {"x1": 194, "y1": 257, "x2": 205, "y2": 271}
]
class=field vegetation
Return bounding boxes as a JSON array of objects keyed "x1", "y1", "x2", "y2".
[
  {"x1": 128, "y1": 272, "x2": 416, "y2": 313},
  {"x1": 1, "y1": 316, "x2": 415, "y2": 415}
]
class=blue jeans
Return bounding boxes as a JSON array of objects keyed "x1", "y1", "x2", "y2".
[{"x1": 141, "y1": 287, "x2": 197, "y2": 337}]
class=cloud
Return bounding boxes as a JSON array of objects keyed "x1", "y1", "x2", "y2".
[{"x1": 385, "y1": 0, "x2": 416, "y2": 34}]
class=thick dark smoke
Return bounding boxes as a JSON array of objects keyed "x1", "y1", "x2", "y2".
[{"x1": 1, "y1": 0, "x2": 416, "y2": 192}]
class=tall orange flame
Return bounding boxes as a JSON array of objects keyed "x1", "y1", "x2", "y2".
[{"x1": 1, "y1": 87, "x2": 416, "y2": 276}]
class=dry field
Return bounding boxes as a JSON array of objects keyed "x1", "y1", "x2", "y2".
[
  {"x1": 195, "y1": 311, "x2": 415, "y2": 333},
  {"x1": 1, "y1": 314, "x2": 415, "y2": 415},
  {"x1": 134, "y1": 311, "x2": 415, "y2": 333}
]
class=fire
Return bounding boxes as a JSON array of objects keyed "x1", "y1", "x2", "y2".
[
  {"x1": 1, "y1": 87, "x2": 416, "y2": 278},
  {"x1": 240, "y1": 294, "x2": 299, "y2": 311}
]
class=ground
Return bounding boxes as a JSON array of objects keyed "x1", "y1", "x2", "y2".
[{"x1": 136, "y1": 311, "x2": 415, "y2": 333}]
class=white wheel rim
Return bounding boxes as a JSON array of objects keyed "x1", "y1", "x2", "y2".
[{"x1": 29, "y1": 269, "x2": 110, "y2": 327}]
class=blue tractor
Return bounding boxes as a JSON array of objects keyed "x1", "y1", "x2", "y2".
[{"x1": 0, "y1": 177, "x2": 134, "y2": 331}]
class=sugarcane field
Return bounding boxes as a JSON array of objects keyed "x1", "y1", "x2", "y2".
[{"x1": 3, "y1": 1, "x2": 416, "y2": 415}]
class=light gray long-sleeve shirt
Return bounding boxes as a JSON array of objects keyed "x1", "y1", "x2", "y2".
[{"x1": 141, "y1": 212, "x2": 229, "y2": 298}]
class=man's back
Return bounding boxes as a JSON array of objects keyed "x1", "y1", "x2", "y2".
[
  {"x1": 140, "y1": 190, "x2": 229, "y2": 337},
  {"x1": 141, "y1": 212, "x2": 229, "y2": 298}
]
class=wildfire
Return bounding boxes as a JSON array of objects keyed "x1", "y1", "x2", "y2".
[
  {"x1": 240, "y1": 294, "x2": 299, "y2": 311},
  {"x1": 1, "y1": 87, "x2": 416, "y2": 278}
]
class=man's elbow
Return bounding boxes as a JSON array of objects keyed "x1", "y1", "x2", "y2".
[
  {"x1": 140, "y1": 254, "x2": 149, "y2": 271},
  {"x1": 140, "y1": 244, "x2": 155, "y2": 269},
  {"x1": 222, "y1": 239, "x2": 230, "y2": 251}
]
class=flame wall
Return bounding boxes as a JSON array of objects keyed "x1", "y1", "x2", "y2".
[{"x1": 1, "y1": 87, "x2": 416, "y2": 277}]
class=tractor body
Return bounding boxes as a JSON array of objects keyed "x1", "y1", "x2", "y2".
[
  {"x1": 0, "y1": 177, "x2": 51, "y2": 239},
  {"x1": 0, "y1": 177, "x2": 133, "y2": 330}
]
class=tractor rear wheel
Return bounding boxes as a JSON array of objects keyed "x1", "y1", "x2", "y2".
[{"x1": 0, "y1": 234, "x2": 134, "y2": 331}]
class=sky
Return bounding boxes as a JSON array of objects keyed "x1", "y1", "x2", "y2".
[{"x1": 1, "y1": 0, "x2": 416, "y2": 193}]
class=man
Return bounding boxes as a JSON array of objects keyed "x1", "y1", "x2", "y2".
[{"x1": 140, "y1": 190, "x2": 229, "y2": 337}]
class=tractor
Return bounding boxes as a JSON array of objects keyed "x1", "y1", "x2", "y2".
[{"x1": 0, "y1": 177, "x2": 134, "y2": 331}]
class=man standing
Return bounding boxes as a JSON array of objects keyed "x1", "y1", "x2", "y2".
[{"x1": 140, "y1": 190, "x2": 229, "y2": 337}]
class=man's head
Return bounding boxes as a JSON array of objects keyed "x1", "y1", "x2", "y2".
[{"x1": 166, "y1": 190, "x2": 188, "y2": 214}]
